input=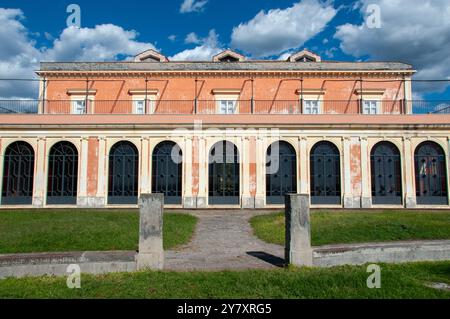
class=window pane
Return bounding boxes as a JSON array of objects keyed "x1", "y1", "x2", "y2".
[{"x1": 134, "y1": 100, "x2": 145, "y2": 114}]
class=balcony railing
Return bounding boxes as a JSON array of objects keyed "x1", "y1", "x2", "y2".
[{"x1": 0, "y1": 99, "x2": 448, "y2": 115}]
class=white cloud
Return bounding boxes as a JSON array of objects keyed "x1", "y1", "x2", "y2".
[
  {"x1": 168, "y1": 35, "x2": 177, "y2": 42},
  {"x1": 0, "y1": 8, "x2": 156, "y2": 98},
  {"x1": 170, "y1": 29, "x2": 222, "y2": 61},
  {"x1": 45, "y1": 24, "x2": 155, "y2": 62},
  {"x1": 231, "y1": 0, "x2": 337, "y2": 57},
  {"x1": 334, "y1": 0, "x2": 450, "y2": 93},
  {"x1": 185, "y1": 32, "x2": 201, "y2": 44},
  {"x1": 180, "y1": 0, "x2": 208, "y2": 13}
]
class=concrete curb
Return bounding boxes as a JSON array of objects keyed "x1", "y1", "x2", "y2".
[{"x1": 313, "y1": 240, "x2": 450, "y2": 267}]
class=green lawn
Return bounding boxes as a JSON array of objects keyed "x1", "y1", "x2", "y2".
[
  {"x1": 0, "y1": 262, "x2": 449, "y2": 298},
  {"x1": 251, "y1": 210, "x2": 450, "y2": 246},
  {"x1": 0, "y1": 210, "x2": 197, "y2": 253}
]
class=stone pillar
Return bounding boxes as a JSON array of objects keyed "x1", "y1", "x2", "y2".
[
  {"x1": 32, "y1": 137, "x2": 46, "y2": 207},
  {"x1": 183, "y1": 137, "x2": 196, "y2": 208},
  {"x1": 242, "y1": 136, "x2": 255, "y2": 208},
  {"x1": 140, "y1": 138, "x2": 151, "y2": 195},
  {"x1": 342, "y1": 137, "x2": 353, "y2": 208},
  {"x1": 254, "y1": 136, "x2": 265, "y2": 208},
  {"x1": 136, "y1": 193, "x2": 164, "y2": 270},
  {"x1": 77, "y1": 137, "x2": 89, "y2": 207},
  {"x1": 360, "y1": 137, "x2": 372, "y2": 208},
  {"x1": 196, "y1": 137, "x2": 207, "y2": 208},
  {"x1": 96, "y1": 137, "x2": 107, "y2": 207},
  {"x1": 403, "y1": 137, "x2": 416, "y2": 208},
  {"x1": 299, "y1": 137, "x2": 308, "y2": 194},
  {"x1": 285, "y1": 194, "x2": 313, "y2": 267}
]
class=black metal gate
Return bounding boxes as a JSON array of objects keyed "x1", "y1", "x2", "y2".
[
  {"x1": 266, "y1": 141, "x2": 297, "y2": 204},
  {"x1": 415, "y1": 142, "x2": 448, "y2": 205},
  {"x1": 1, "y1": 141, "x2": 35, "y2": 205},
  {"x1": 47, "y1": 142, "x2": 78, "y2": 205},
  {"x1": 209, "y1": 141, "x2": 240, "y2": 205},
  {"x1": 108, "y1": 141, "x2": 139, "y2": 205},
  {"x1": 371, "y1": 142, "x2": 402, "y2": 205},
  {"x1": 310, "y1": 141, "x2": 341, "y2": 205},
  {"x1": 152, "y1": 141, "x2": 182, "y2": 205}
]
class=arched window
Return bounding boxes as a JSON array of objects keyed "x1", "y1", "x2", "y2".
[
  {"x1": 310, "y1": 141, "x2": 341, "y2": 205},
  {"x1": 266, "y1": 141, "x2": 297, "y2": 204},
  {"x1": 371, "y1": 142, "x2": 402, "y2": 205},
  {"x1": 1, "y1": 141, "x2": 35, "y2": 205},
  {"x1": 47, "y1": 142, "x2": 79, "y2": 205},
  {"x1": 414, "y1": 142, "x2": 448, "y2": 205},
  {"x1": 108, "y1": 141, "x2": 139, "y2": 205},
  {"x1": 209, "y1": 141, "x2": 240, "y2": 205},
  {"x1": 152, "y1": 141, "x2": 182, "y2": 205}
]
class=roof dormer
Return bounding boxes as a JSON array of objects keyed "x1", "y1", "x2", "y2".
[
  {"x1": 134, "y1": 49, "x2": 169, "y2": 62},
  {"x1": 213, "y1": 49, "x2": 245, "y2": 62},
  {"x1": 288, "y1": 49, "x2": 321, "y2": 62}
]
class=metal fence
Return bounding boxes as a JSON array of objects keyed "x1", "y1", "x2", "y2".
[{"x1": 0, "y1": 99, "x2": 449, "y2": 115}]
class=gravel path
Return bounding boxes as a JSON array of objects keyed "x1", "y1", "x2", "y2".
[{"x1": 165, "y1": 210, "x2": 285, "y2": 271}]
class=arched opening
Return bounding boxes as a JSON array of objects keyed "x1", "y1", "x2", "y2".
[
  {"x1": 414, "y1": 141, "x2": 448, "y2": 205},
  {"x1": 1, "y1": 141, "x2": 35, "y2": 205},
  {"x1": 152, "y1": 141, "x2": 182, "y2": 205},
  {"x1": 208, "y1": 141, "x2": 240, "y2": 205},
  {"x1": 310, "y1": 141, "x2": 341, "y2": 205},
  {"x1": 108, "y1": 141, "x2": 139, "y2": 205},
  {"x1": 47, "y1": 141, "x2": 79, "y2": 205},
  {"x1": 371, "y1": 142, "x2": 402, "y2": 205},
  {"x1": 266, "y1": 141, "x2": 297, "y2": 204}
]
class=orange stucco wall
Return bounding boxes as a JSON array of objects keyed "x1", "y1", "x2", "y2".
[{"x1": 43, "y1": 75, "x2": 406, "y2": 115}]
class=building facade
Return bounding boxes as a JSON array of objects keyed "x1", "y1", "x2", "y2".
[{"x1": 0, "y1": 49, "x2": 449, "y2": 209}]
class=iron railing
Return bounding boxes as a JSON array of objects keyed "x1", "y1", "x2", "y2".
[{"x1": 0, "y1": 99, "x2": 449, "y2": 115}]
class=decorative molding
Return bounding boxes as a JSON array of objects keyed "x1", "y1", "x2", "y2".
[
  {"x1": 67, "y1": 89, "x2": 97, "y2": 96},
  {"x1": 128, "y1": 89, "x2": 159, "y2": 95},
  {"x1": 295, "y1": 88, "x2": 326, "y2": 95},
  {"x1": 211, "y1": 89, "x2": 241, "y2": 95},
  {"x1": 354, "y1": 89, "x2": 386, "y2": 95}
]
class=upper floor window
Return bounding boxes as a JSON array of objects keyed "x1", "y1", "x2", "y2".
[
  {"x1": 72, "y1": 99, "x2": 86, "y2": 114},
  {"x1": 304, "y1": 100, "x2": 321, "y2": 114},
  {"x1": 133, "y1": 99, "x2": 146, "y2": 114},
  {"x1": 219, "y1": 100, "x2": 237, "y2": 114},
  {"x1": 362, "y1": 100, "x2": 379, "y2": 114}
]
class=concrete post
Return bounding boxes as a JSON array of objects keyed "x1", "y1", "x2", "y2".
[
  {"x1": 136, "y1": 194, "x2": 164, "y2": 270},
  {"x1": 285, "y1": 194, "x2": 313, "y2": 266}
]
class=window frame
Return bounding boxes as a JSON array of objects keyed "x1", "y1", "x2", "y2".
[
  {"x1": 70, "y1": 96, "x2": 94, "y2": 115},
  {"x1": 362, "y1": 99, "x2": 381, "y2": 115}
]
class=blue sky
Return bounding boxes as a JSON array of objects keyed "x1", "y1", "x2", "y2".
[{"x1": 0, "y1": 0, "x2": 449, "y2": 99}]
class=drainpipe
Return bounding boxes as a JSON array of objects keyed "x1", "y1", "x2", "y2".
[
  {"x1": 300, "y1": 78, "x2": 304, "y2": 114},
  {"x1": 194, "y1": 78, "x2": 198, "y2": 114},
  {"x1": 85, "y1": 77, "x2": 89, "y2": 114},
  {"x1": 359, "y1": 76, "x2": 363, "y2": 114},
  {"x1": 145, "y1": 77, "x2": 149, "y2": 114},
  {"x1": 42, "y1": 78, "x2": 47, "y2": 114},
  {"x1": 251, "y1": 78, "x2": 254, "y2": 114},
  {"x1": 403, "y1": 75, "x2": 407, "y2": 114}
]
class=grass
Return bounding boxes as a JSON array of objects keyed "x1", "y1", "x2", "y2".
[
  {"x1": 0, "y1": 210, "x2": 197, "y2": 253},
  {"x1": 250, "y1": 210, "x2": 450, "y2": 246},
  {"x1": 0, "y1": 261, "x2": 449, "y2": 298}
]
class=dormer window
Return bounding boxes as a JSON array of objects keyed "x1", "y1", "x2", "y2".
[
  {"x1": 288, "y1": 49, "x2": 321, "y2": 63},
  {"x1": 213, "y1": 50, "x2": 245, "y2": 62},
  {"x1": 134, "y1": 49, "x2": 169, "y2": 62}
]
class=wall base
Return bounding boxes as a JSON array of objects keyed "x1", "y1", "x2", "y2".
[
  {"x1": 241, "y1": 196, "x2": 255, "y2": 209},
  {"x1": 344, "y1": 196, "x2": 361, "y2": 209},
  {"x1": 183, "y1": 197, "x2": 197, "y2": 209},
  {"x1": 361, "y1": 196, "x2": 372, "y2": 209}
]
